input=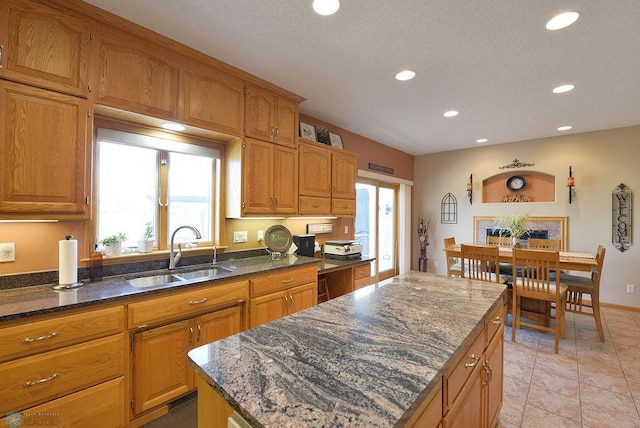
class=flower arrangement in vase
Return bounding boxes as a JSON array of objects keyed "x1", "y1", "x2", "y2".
[
  {"x1": 494, "y1": 211, "x2": 530, "y2": 247},
  {"x1": 416, "y1": 212, "x2": 432, "y2": 271}
]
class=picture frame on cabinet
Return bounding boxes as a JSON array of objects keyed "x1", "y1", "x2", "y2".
[
  {"x1": 329, "y1": 132, "x2": 344, "y2": 149},
  {"x1": 300, "y1": 122, "x2": 317, "y2": 141}
]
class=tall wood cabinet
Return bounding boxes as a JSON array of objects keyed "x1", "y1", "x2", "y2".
[
  {"x1": 244, "y1": 83, "x2": 298, "y2": 148},
  {"x1": 0, "y1": 0, "x2": 91, "y2": 98},
  {"x1": 298, "y1": 139, "x2": 358, "y2": 216},
  {"x1": 0, "y1": 80, "x2": 90, "y2": 217}
]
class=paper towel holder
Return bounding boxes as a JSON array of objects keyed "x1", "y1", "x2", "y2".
[{"x1": 52, "y1": 235, "x2": 85, "y2": 291}]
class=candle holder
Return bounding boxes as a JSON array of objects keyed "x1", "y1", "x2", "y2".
[
  {"x1": 467, "y1": 174, "x2": 473, "y2": 205},
  {"x1": 567, "y1": 166, "x2": 575, "y2": 203}
]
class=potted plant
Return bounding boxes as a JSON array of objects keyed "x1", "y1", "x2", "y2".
[
  {"x1": 101, "y1": 233, "x2": 127, "y2": 256},
  {"x1": 494, "y1": 211, "x2": 530, "y2": 247},
  {"x1": 138, "y1": 222, "x2": 155, "y2": 253}
]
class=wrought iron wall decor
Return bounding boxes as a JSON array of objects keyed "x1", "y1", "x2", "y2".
[
  {"x1": 567, "y1": 166, "x2": 575, "y2": 203},
  {"x1": 499, "y1": 158, "x2": 535, "y2": 169},
  {"x1": 441, "y1": 193, "x2": 457, "y2": 224},
  {"x1": 612, "y1": 183, "x2": 633, "y2": 252}
]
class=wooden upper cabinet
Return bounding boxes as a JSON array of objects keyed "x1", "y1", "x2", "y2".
[
  {"x1": 92, "y1": 22, "x2": 179, "y2": 120},
  {"x1": 244, "y1": 83, "x2": 298, "y2": 147},
  {"x1": 180, "y1": 67, "x2": 243, "y2": 136},
  {"x1": 332, "y1": 150, "x2": 358, "y2": 199},
  {"x1": 0, "y1": 80, "x2": 89, "y2": 217},
  {"x1": 0, "y1": 0, "x2": 91, "y2": 98},
  {"x1": 298, "y1": 142, "x2": 332, "y2": 198}
]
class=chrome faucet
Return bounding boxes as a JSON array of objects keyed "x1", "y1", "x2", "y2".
[
  {"x1": 212, "y1": 246, "x2": 217, "y2": 265},
  {"x1": 169, "y1": 226, "x2": 202, "y2": 270}
]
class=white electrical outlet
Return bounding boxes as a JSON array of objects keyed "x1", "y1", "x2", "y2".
[
  {"x1": 433, "y1": 261, "x2": 439, "y2": 268},
  {"x1": 257, "y1": 230, "x2": 264, "y2": 242},
  {"x1": 344, "y1": 226, "x2": 349, "y2": 234},
  {"x1": 0, "y1": 243, "x2": 16, "y2": 262},
  {"x1": 627, "y1": 284, "x2": 635, "y2": 294},
  {"x1": 233, "y1": 231, "x2": 248, "y2": 243}
]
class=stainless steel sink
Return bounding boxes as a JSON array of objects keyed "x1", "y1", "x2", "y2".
[
  {"x1": 128, "y1": 274, "x2": 184, "y2": 288},
  {"x1": 176, "y1": 266, "x2": 233, "y2": 280}
]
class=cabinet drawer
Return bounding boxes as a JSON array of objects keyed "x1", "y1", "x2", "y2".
[
  {"x1": 0, "y1": 334, "x2": 125, "y2": 414},
  {"x1": 332, "y1": 198, "x2": 356, "y2": 216},
  {"x1": 298, "y1": 196, "x2": 330, "y2": 215},
  {"x1": 354, "y1": 264, "x2": 371, "y2": 280},
  {"x1": 250, "y1": 266, "x2": 317, "y2": 297},
  {"x1": 484, "y1": 299, "x2": 506, "y2": 347},
  {"x1": 128, "y1": 280, "x2": 248, "y2": 328},
  {"x1": 0, "y1": 377, "x2": 125, "y2": 427},
  {"x1": 444, "y1": 330, "x2": 484, "y2": 410},
  {"x1": 0, "y1": 306, "x2": 125, "y2": 363}
]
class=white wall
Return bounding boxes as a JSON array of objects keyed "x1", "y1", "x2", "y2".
[{"x1": 414, "y1": 126, "x2": 640, "y2": 308}]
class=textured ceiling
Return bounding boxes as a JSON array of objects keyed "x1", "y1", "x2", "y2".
[{"x1": 83, "y1": 0, "x2": 640, "y2": 156}]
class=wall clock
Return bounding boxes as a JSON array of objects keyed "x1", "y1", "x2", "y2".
[{"x1": 506, "y1": 175, "x2": 527, "y2": 192}]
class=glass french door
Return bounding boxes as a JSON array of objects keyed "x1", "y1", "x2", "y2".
[{"x1": 355, "y1": 180, "x2": 399, "y2": 281}]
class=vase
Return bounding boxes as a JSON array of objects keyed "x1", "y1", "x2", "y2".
[
  {"x1": 418, "y1": 249, "x2": 428, "y2": 272},
  {"x1": 511, "y1": 236, "x2": 521, "y2": 248}
]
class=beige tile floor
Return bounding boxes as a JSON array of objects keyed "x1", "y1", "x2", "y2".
[{"x1": 499, "y1": 306, "x2": 640, "y2": 428}]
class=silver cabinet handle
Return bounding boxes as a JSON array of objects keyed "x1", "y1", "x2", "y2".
[
  {"x1": 189, "y1": 327, "x2": 194, "y2": 345},
  {"x1": 22, "y1": 332, "x2": 58, "y2": 344},
  {"x1": 188, "y1": 298, "x2": 207, "y2": 305},
  {"x1": 465, "y1": 353, "x2": 479, "y2": 368},
  {"x1": 196, "y1": 324, "x2": 202, "y2": 342},
  {"x1": 492, "y1": 316, "x2": 504, "y2": 325},
  {"x1": 281, "y1": 278, "x2": 293, "y2": 283},
  {"x1": 24, "y1": 372, "x2": 59, "y2": 388},
  {"x1": 0, "y1": 44, "x2": 3, "y2": 69},
  {"x1": 312, "y1": 203, "x2": 320, "y2": 208}
]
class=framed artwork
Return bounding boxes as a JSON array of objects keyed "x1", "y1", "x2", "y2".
[
  {"x1": 300, "y1": 122, "x2": 316, "y2": 141},
  {"x1": 329, "y1": 132, "x2": 343, "y2": 149}
]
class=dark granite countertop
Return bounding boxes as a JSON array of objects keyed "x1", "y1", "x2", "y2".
[
  {"x1": 0, "y1": 255, "x2": 374, "y2": 323},
  {"x1": 188, "y1": 272, "x2": 506, "y2": 427}
]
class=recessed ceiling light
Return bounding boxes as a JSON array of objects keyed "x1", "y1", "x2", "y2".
[
  {"x1": 546, "y1": 11, "x2": 580, "y2": 30},
  {"x1": 313, "y1": 0, "x2": 340, "y2": 16},
  {"x1": 476, "y1": 138, "x2": 488, "y2": 143},
  {"x1": 395, "y1": 70, "x2": 416, "y2": 81},
  {"x1": 557, "y1": 125, "x2": 572, "y2": 131},
  {"x1": 443, "y1": 110, "x2": 459, "y2": 118},
  {"x1": 553, "y1": 84, "x2": 575, "y2": 94},
  {"x1": 162, "y1": 122, "x2": 186, "y2": 131}
]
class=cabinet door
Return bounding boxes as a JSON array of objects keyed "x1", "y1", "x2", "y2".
[
  {"x1": 287, "y1": 283, "x2": 317, "y2": 316},
  {"x1": 180, "y1": 68, "x2": 243, "y2": 136},
  {"x1": 274, "y1": 97, "x2": 297, "y2": 148},
  {"x1": 0, "y1": 0, "x2": 90, "y2": 97},
  {"x1": 0, "y1": 80, "x2": 89, "y2": 217},
  {"x1": 484, "y1": 329, "x2": 504, "y2": 428},
  {"x1": 242, "y1": 139, "x2": 274, "y2": 214},
  {"x1": 332, "y1": 151, "x2": 357, "y2": 199},
  {"x1": 244, "y1": 84, "x2": 274, "y2": 142},
  {"x1": 442, "y1": 360, "x2": 483, "y2": 428},
  {"x1": 249, "y1": 291, "x2": 287, "y2": 328},
  {"x1": 94, "y1": 22, "x2": 179, "y2": 120},
  {"x1": 196, "y1": 306, "x2": 243, "y2": 347},
  {"x1": 298, "y1": 142, "x2": 331, "y2": 197},
  {"x1": 273, "y1": 145, "x2": 298, "y2": 214},
  {"x1": 132, "y1": 321, "x2": 193, "y2": 415}
]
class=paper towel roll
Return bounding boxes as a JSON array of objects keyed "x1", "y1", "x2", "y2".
[{"x1": 59, "y1": 237, "x2": 78, "y2": 285}]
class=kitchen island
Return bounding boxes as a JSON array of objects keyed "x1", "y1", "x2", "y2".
[{"x1": 189, "y1": 272, "x2": 507, "y2": 427}]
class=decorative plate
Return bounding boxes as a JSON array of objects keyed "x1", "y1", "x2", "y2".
[{"x1": 264, "y1": 225, "x2": 293, "y2": 253}]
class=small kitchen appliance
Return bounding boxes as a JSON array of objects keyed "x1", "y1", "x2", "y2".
[
  {"x1": 293, "y1": 234, "x2": 315, "y2": 257},
  {"x1": 324, "y1": 240, "x2": 363, "y2": 259}
]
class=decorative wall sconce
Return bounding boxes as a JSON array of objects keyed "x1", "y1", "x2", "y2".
[
  {"x1": 467, "y1": 174, "x2": 473, "y2": 205},
  {"x1": 567, "y1": 166, "x2": 575, "y2": 203}
]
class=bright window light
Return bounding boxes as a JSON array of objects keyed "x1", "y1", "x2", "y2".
[
  {"x1": 546, "y1": 11, "x2": 580, "y2": 30},
  {"x1": 313, "y1": 0, "x2": 340, "y2": 16}
]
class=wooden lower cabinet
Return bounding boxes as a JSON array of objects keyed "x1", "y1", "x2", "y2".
[
  {"x1": 0, "y1": 377, "x2": 125, "y2": 428},
  {"x1": 249, "y1": 282, "x2": 316, "y2": 327},
  {"x1": 131, "y1": 305, "x2": 243, "y2": 416}
]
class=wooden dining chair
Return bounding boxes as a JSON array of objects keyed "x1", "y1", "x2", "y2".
[
  {"x1": 552, "y1": 245, "x2": 606, "y2": 342},
  {"x1": 461, "y1": 244, "x2": 509, "y2": 284},
  {"x1": 528, "y1": 238, "x2": 561, "y2": 250},
  {"x1": 511, "y1": 248, "x2": 568, "y2": 353},
  {"x1": 444, "y1": 237, "x2": 463, "y2": 277}
]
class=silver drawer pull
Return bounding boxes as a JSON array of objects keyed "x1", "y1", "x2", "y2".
[
  {"x1": 22, "y1": 332, "x2": 58, "y2": 344},
  {"x1": 0, "y1": 44, "x2": 3, "y2": 69},
  {"x1": 492, "y1": 316, "x2": 503, "y2": 325},
  {"x1": 464, "y1": 353, "x2": 479, "y2": 368},
  {"x1": 188, "y1": 298, "x2": 207, "y2": 305},
  {"x1": 312, "y1": 204, "x2": 320, "y2": 208},
  {"x1": 281, "y1": 278, "x2": 293, "y2": 283},
  {"x1": 23, "y1": 372, "x2": 59, "y2": 388}
]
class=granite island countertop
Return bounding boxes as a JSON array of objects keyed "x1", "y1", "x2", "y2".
[
  {"x1": 188, "y1": 271, "x2": 507, "y2": 427},
  {"x1": 0, "y1": 255, "x2": 374, "y2": 322}
]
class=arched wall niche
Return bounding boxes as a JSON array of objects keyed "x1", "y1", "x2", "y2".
[{"x1": 482, "y1": 170, "x2": 555, "y2": 203}]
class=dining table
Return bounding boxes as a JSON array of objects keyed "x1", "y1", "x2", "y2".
[{"x1": 444, "y1": 244, "x2": 597, "y2": 272}]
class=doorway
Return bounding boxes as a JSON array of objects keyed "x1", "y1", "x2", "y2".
[{"x1": 355, "y1": 180, "x2": 399, "y2": 281}]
